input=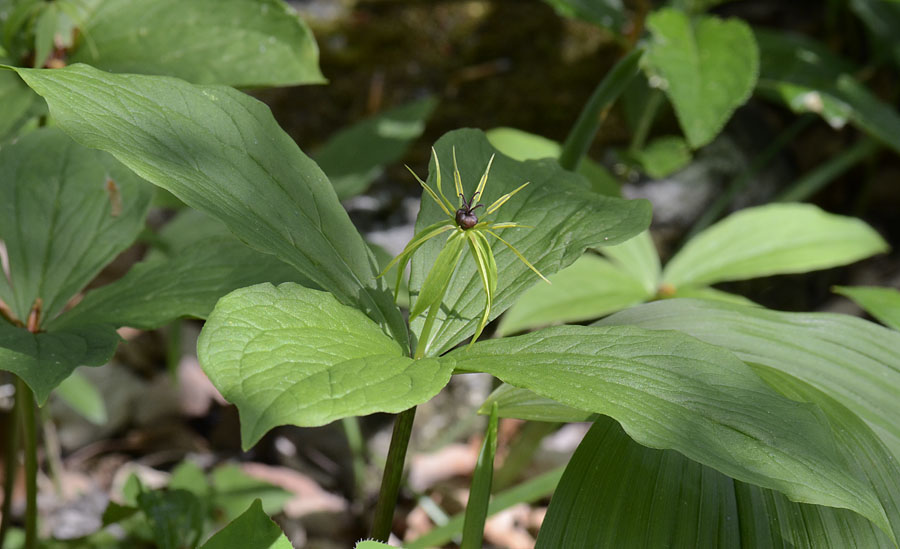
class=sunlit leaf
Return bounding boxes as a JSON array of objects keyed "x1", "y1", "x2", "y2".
[
  {"x1": 200, "y1": 499, "x2": 291, "y2": 549},
  {"x1": 833, "y1": 285, "x2": 900, "y2": 331}
]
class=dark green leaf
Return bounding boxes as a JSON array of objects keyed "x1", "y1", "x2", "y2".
[
  {"x1": 0, "y1": 127, "x2": 152, "y2": 321},
  {"x1": 137, "y1": 489, "x2": 205, "y2": 549},
  {"x1": 643, "y1": 9, "x2": 759, "y2": 148},
  {"x1": 0, "y1": 69, "x2": 41, "y2": 142},
  {"x1": 410, "y1": 129, "x2": 651, "y2": 356},
  {"x1": 69, "y1": 0, "x2": 324, "y2": 87},
  {"x1": 833, "y1": 286, "x2": 900, "y2": 331},
  {"x1": 11, "y1": 64, "x2": 408, "y2": 348},
  {"x1": 197, "y1": 283, "x2": 452, "y2": 448},
  {"x1": 448, "y1": 325, "x2": 889, "y2": 533},
  {"x1": 849, "y1": 0, "x2": 900, "y2": 66},
  {"x1": 314, "y1": 97, "x2": 437, "y2": 200},
  {"x1": 200, "y1": 499, "x2": 291, "y2": 549},
  {"x1": 541, "y1": 0, "x2": 626, "y2": 31}
]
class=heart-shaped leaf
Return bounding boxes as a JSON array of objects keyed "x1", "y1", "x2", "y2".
[
  {"x1": 68, "y1": 0, "x2": 324, "y2": 87},
  {"x1": 643, "y1": 9, "x2": 759, "y2": 148},
  {"x1": 9, "y1": 64, "x2": 407, "y2": 348},
  {"x1": 198, "y1": 283, "x2": 451, "y2": 449},
  {"x1": 409, "y1": 129, "x2": 651, "y2": 355}
]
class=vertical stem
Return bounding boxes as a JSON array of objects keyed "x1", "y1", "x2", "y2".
[
  {"x1": 0, "y1": 385, "x2": 21, "y2": 548},
  {"x1": 370, "y1": 406, "x2": 417, "y2": 541},
  {"x1": 17, "y1": 377, "x2": 37, "y2": 549},
  {"x1": 558, "y1": 48, "x2": 644, "y2": 172}
]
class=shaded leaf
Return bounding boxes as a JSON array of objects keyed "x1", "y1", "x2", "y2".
[
  {"x1": 197, "y1": 283, "x2": 452, "y2": 448},
  {"x1": 630, "y1": 135, "x2": 691, "y2": 178},
  {"x1": 662, "y1": 203, "x2": 888, "y2": 289},
  {"x1": 833, "y1": 285, "x2": 900, "y2": 331},
  {"x1": 541, "y1": 0, "x2": 626, "y2": 31},
  {"x1": 314, "y1": 96, "x2": 437, "y2": 200},
  {"x1": 597, "y1": 229, "x2": 660, "y2": 295},
  {"x1": 643, "y1": 9, "x2": 759, "y2": 148},
  {"x1": 137, "y1": 489, "x2": 205, "y2": 549},
  {"x1": 410, "y1": 129, "x2": 651, "y2": 356},
  {"x1": 0, "y1": 68, "x2": 41, "y2": 142},
  {"x1": 849, "y1": 0, "x2": 900, "y2": 66},
  {"x1": 11, "y1": 64, "x2": 408, "y2": 348},
  {"x1": 53, "y1": 369, "x2": 107, "y2": 424},
  {"x1": 69, "y1": 0, "x2": 324, "y2": 87},
  {"x1": 211, "y1": 464, "x2": 292, "y2": 522},
  {"x1": 480, "y1": 383, "x2": 594, "y2": 423},
  {"x1": 448, "y1": 324, "x2": 889, "y2": 532},
  {"x1": 201, "y1": 499, "x2": 291, "y2": 549}
]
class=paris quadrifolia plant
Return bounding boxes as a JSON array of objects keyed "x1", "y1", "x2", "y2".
[{"x1": 380, "y1": 147, "x2": 549, "y2": 357}]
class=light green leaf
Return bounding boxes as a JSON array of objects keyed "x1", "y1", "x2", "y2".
[
  {"x1": 485, "y1": 126, "x2": 621, "y2": 196},
  {"x1": 597, "y1": 229, "x2": 660, "y2": 295},
  {"x1": 0, "y1": 127, "x2": 152, "y2": 322},
  {"x1": 599, "y1": 298, "x2": 900, "y2": 460},
  {"x1": 201, "y1": 499, "x2": 291, "y2": 549},
  {"x1": 541, "y1": 0, "x2": 626, "y2": 31},
  {"x1": 669, "y1": 285, "x2": 757, "y2": 306},
  {"x1": 834, "y1": 285, "x2": 900, "y2": 331},
  {"x1": 49, "y1": 236, "x2": 311, "y2": 331},
  {"x1": 643, "y1": 9, "x2": 759, "y2": 148},
  {"x1": 32, "y1": 3, "x2": 58, "y2": 68},
  {"x1": 448, "y1": 325, "x2": 889, "y2": 533},
  {"x1": 535, "y1": 416, "x2": 893, "y2": 548},
  {"x1": 211, "y1": 464, "x2": 292, "y2": 522},
  {"x1": 630, "y1": 135, "x2": 692, "y2": 178},
  {"x1": 480, "y1": 384, "x2": 594, "y2": 423},
  {"x1": 461, "y1": 403, "x2": 498, "y2": 549},
  {"x1": 53, "y1": 369, "x2": 107, "y2": 424},
  {"x1": 315, "y1": 97, "x2": 437, "y2": 200},
  {"x1": 756, "y1": 29, "x2": 900, "y2": 153},
  {"x1": 197, "y1": 283, "x2": 452, "y2": 449},
  {"x1": 662, "y1": 203, "x2": 888, "y2": 289},
  {"x1": 11, "y1": 64, "x2": 407, "y2": 349},
  {"x1": 497, "y1": 255, "x2": 649, "y2": 336},
  {"x1": 409, "y1": 231, "x2": 466, "y2": 321},
  {"x1": 410, "y1": 129, "x2": 651, "y2": 356},
  {"x1": 68, "y1": 0, "x2": 324, "y2": 87},
  {"x1": 0, "y1": 321, "x2": 120, "y2": 405}
]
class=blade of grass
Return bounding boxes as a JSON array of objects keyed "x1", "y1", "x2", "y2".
[{"x1": 461, "y1": 404, "x2": 499, "y2": 549}]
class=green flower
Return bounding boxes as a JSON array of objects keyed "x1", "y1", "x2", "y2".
[{"x1": 382, "y1": 147, "x2": 548, "y2": 356}]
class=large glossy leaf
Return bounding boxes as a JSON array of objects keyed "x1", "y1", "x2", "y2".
[
  {"x1": 662, "y1": 203, "x2": 888, "y2": 289},
  {"x1": 409, "y1": 129, "x2": 651, "y2": 356},
  {"x1": 200, "y1": 499, "x2": 291, "y2": 549},
  {"x1": 0, "y1": 127, "x2": 152, "y2": 321},
  {"x1": 755, "y1": 29, "x2": 900, "y2": 153},
  {"x1": 447, "y1": 325, "x2": 889, "y2": 532},
  {"x1": 10, "y1": 64, "x2": 408, "y2": 348},
  {"x1": 0, "y1": 321, "x2": 120, "y2": 405},
  {"x1": 536, "y1": 416, "x2": 894, "y2": 548},
  {"x1": 833, "y1": 285, "x2": 900, "y2": 331},
  {"x1": 600, "y1": 299, "x2": 900, "y2": 459},
  {"x1": 48, "y1": 236, "x2": 309, "y2": 331},
  {"x1": 68, "y1": 0, "x2": 324, "y2": 87},
  {"x1": 314, "y1": 97, "x2": 437, "y2": 200},
  {"x1": 496, "y1": 254, "x2": 649, "y2": 336},
  {"x1": 197, "y1": 283, "x2": 452, "y2": 448},
  {"x1": 643, "y1": 9, "x2": 759, "y2": 148}
]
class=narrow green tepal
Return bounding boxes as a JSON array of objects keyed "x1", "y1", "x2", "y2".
[
  {"x1": 8, "y1": 64, "x2": 408, "y2": 350},
  {"x1": 197, "y1": 283, "x2": 453, "y2": 449}
]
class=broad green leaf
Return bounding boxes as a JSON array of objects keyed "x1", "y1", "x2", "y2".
[
  {"x1": 834, "y1": 285, "x2": 900, "y2": 331},
  {"x1": 0, "y1": 321, "x2": 119, "y2": 405},
  {"x1": 600, "y1": 299, "x2": 900, "y2": 460},
  {"x1": 0, "y1": 68, "x2": 41, "y2": 142},
  {"x1": 662, "y1": 203, "x2": 888, "y2": 289},
  {"x1": 461, "y1": 403, "x2": 498, "y2": 549},
  {"x1": 314, "y1": 97, "x2": 437, "y2": 200},
  {"x1": 0, "y1": 127, "x2": 152, "y2": 321},
  {"x1": 137, "y1": 489, "x2": 205, "y2": 549},
  {"x1": 201, "y1": 499, "x2": 291, "y2": 549},
  {"x1": 11, "y1": 64, "x2": 408, "y2": 348},
  {"x1": 485, "y1": 126, "x2": 621, "y2": 196},
  {"x1": 496, "y1": 255, "x2": 649, "y2": 337},
  {"x1": 536, "y1": 416, "x2": 893, "y2": 548},
  {"x1": 756, "y1": 29, "x2": 900, "y2": 153},
  {"x1": 48, "y1": 236, "x2": 310, "y2": 331},
  {"x1": 211, "y1": 464, "x2": 292, "y2": 522},
  {"x1": 53, "y1": 369, "x2": 107, "y2": 424},
  {"x1": 480, "y1": 383, "x2": 594, "y2": 423},
  {"x1": 643, "y1": 9, "x2": 759, "y2": 148},
  {"x1": 68, "y1": 0, "x2": 324, "y2": 87},
  {"x1": 410, "y1": 129, "x2": 651, "y2": 356},
  {"x1": 597, "y1": 229, "x2": 660, "y2": 295},
  {"x1": 448, "y1": 325, "x2": 889, "y2": 532},
  {"x1": 630, "y1": 135, "x2": 692, "y2": 178},
  {"x1": 197, "y1": 283, "x2": 452, "y2": 448},
  {"x1": 541, "y1": 0, "x2": 626, "y2": 31}
]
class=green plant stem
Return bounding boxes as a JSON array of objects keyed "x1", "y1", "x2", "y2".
[
  {"x1": 628, "y1": 89, "x2": 664, "y2": 153},
  {"x1": 685, "y1": 114, "x2": 815, "y2": 241},
  {"x1": 340, "y1": 416, "x2": 367, "y2": 500},
  {"x1": 775, "y1": 138, "x2": 880, "y2": 202},
  {"x1": 370, "y1": 406, "x2": 417, "y2": 541},
  {"x1": 559, "y1": 48, "x2": 644, "y2": 172},
  {"x1": 0, "y1": 385, "x2": 21, "y2": 548},
  {"x1": 17, "y1": 377, "x2": 37, "y2": 549}
]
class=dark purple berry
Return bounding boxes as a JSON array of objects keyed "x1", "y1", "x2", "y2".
[{"x1": 455, "y1": 193, "x2": 483, "y2": 229}]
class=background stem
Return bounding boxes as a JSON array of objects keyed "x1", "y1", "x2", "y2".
[
  {"x1": 0, "y1": 381, "x2": 22, "y2": 548},
  {"x1": 17, "y1": 377, "x2": 37, "y2": 549},
  {"x1": 370, "y1": 406, "x2": 417, "y2": 541}
]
